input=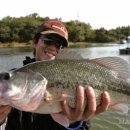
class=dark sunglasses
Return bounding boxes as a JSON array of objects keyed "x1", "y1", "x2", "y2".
[{"x1": 39, "y1": 36, "x2": 63, "y2": 49}]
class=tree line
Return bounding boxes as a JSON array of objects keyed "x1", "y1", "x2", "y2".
[{"x1": 0, "y1": 13, "x2": 130, "y2": 44}]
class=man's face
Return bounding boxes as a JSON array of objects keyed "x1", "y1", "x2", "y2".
[{"x1": 34, "y1": 37, "x2": 60, "y2": 61}]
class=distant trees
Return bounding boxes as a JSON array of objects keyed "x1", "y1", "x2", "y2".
[
  {"x1": 0, "y1": 13, "x2": 130, "y2": 43},
  {"x1": 65, "y1": 20, "x2": 95, "y2": 42},
  {"x1": 94, "y1": 28, "x2": 117, "y2": 42}
]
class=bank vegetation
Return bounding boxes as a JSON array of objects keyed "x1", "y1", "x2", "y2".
[{"x1": 0, "y1": 13, "x2": 130, "y2": 48}]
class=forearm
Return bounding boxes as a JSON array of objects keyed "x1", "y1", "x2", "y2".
[
  {"x1": 0, "y1": 118, "x2": 6, "y2": 126},
  {"x1": 0, "y1": 105, "x2": 11, "y2": 125}
]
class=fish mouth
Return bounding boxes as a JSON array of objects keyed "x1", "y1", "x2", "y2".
[{"x1": 0, "y1": 72, "x2": 10, "y2": 80}]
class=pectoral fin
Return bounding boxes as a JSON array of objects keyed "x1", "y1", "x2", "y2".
[{"x1": 51, "y1": 113, "x2": 70, "y2": 127}]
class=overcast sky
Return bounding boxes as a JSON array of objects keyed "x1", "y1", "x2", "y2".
[{"x1": 0, "y1": 0, "x2": 130, "y2": 29}]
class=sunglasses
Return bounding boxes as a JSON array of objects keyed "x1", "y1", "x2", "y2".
[{"x1": 39, "y1": 36, "x2": 63, "y2": 49}]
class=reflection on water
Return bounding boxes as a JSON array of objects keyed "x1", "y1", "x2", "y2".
[
  {"x1": 0, "y1": 47, "x2": 33, "y2": 72},
  {"x1": 0, "y1": 45, "x2": 130, "y2": 130},
  {"x1": 0, "y1": 47, "x2": 33, "y2": 55},
  {"x1": 91, "y1": 110, "x2": 130, "y2": 130}
]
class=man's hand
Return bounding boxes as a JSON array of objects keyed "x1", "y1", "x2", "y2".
[
  {"x1": 0, "y1": 105, "x2": 12, "y2": 123},
  {"x1": 61, "y1": 85, "x2": 110, "y2": 122}
]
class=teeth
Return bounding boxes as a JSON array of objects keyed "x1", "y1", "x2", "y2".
[{"x1": 44, "y1": 51, "x2": 53, "y2": 57}]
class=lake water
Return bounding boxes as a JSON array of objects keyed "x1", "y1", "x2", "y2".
[{"x1": 0, "y1": 45, "x2": 130, "y2": 130}]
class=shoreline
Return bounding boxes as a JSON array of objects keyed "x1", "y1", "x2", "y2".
[
  {"x1": 0, "y1": 42, "x2": 32, "y2": 48},
  {"x1": 0, "y1": 42, "x2": 117, "y2": 49}
]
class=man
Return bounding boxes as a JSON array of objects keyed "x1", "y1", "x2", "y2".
[{"x1": 0, "y1": 20, "x2": 110, "y2": 130}]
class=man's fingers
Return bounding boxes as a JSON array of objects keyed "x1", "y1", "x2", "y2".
[
  {"x1": 95, "y1": 91, "x2": 110, "y2": 115},
  {"x1": 61, "y1": 99, "x2": 73, "y2": 120},
  {"x1": 83, "y1": 86, "x2": 96, "y2": 121},
  {"x1": 61, "y1": 86, "x2": 85, "y2": 121},
  {"x1": 61, "y1": 85, "x2": 110, "y2": 123},
  {"x1": 75, "y1": 86, "x2": 85, "y2": 120}
]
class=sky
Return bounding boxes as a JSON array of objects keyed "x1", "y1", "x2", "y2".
[{"x1": 0, "y1": 0, "x2": 130, "y2": 30}]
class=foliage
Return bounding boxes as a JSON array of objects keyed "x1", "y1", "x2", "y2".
[{"x1": 0, "y1": 13, "x2": 130, "y2": 44}]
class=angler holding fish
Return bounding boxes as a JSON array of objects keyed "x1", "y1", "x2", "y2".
[{"x1": 0, "y1": 20, "x2": 110, "y2": 130}]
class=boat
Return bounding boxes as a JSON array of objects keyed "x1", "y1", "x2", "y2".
[
  {"x1": 119, "y1": 47, "x2": 130, "y2": 54},
  {"x1": 119, "y1": 36, "x2": 130, "y2": 55},
  {"x1": 119, "y1": 39, "x2": 127, "y2": 44}
]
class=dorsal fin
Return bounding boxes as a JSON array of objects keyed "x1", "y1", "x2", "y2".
[
  {"x1": 90, "y1": 57, "x2": 130, "y2": 80},
  {"x1": 56, "y1": 49, "x2": 83, "y2": 60}
]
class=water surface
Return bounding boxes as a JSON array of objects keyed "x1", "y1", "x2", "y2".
[{"x1": 0, "y1": 45, "x2": 130, "y2": 130}]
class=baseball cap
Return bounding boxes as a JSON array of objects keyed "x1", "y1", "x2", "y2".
[{"x1": 37, "y1": 20, "x2": 68, "y2": 47}]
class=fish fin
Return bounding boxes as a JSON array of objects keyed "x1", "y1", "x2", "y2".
[
  {"x1": 56, "y1": 49, "x2": 83, "y2": 60},
  {"x1": 91, "y1": 57, "x2": 130, "y2": 79},
  {"x1": 51, "y1": 113, "x2": 70, "y2": 127},
  {"x1": 44, "y1": 93, "x2": 74, "y2": 104},
  {"x1": 109, "y1": 103, "x2": 129, "y2": 114}
]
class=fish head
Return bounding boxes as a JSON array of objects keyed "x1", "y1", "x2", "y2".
[
  {"x1": 1, "y1": 71, "x2": 48, "y2": 111},
  {"x1": 8, "y1": 71, "x2": 48, "y2": 97}
]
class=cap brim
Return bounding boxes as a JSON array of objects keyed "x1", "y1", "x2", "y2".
[{"x1": 40, "y1": 30, "x2": 68, "y2": 47}]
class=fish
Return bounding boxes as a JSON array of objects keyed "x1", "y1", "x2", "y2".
[{"x1": 0, "y1": 49, "x2": 130, "y2": 127}]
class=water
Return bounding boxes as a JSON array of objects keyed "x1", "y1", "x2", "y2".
[
  {"x1": 0, "y1": 47, "x2": 33, "y2": 72},
  {"x1": 0, "y1": 45, "x2": 130, "y2": 130}
]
